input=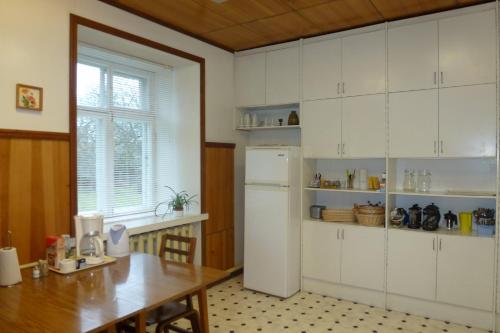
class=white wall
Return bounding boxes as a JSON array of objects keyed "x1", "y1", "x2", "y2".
[{"x1": 0, "y1": 0, "x2": 246, "y2": 266}]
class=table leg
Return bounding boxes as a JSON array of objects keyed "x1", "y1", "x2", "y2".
[
  {"x1": 197, "y1": 287, "x2": 209, "y2": 333},
  {"x1": 107, "y1": 325, "x2": 117, "y2": 333},
  {"x1": 134, "y1": 311, "x2": 147, "y2": 333}
]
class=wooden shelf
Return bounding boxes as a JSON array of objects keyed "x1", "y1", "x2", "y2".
[
  {"x1": 304, "y1": 187, "x2": 385, "y2": 194},
  {"x1": 388, "y1": 190, "x2": 495, "y2": 199},
  {"x1": 236, "y1": 125, "x2": 301, "y2": 131}
]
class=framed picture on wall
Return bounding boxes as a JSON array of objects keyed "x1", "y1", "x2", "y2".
[{"x1": 16, "y1": 84, "x2": 43, "y2": 111}]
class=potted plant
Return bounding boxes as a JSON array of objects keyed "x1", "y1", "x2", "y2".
[{"x1": 156, "y1": 186, "x2": 197, "y2": 218}]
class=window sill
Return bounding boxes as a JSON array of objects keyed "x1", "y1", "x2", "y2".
[{"x1": 102, "y1": 213, "x2": 208, "y2": 238}]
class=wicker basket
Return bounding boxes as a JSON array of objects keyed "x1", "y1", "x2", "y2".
[
  {"x1": 322, "y1": 209, "x2": 356, "y2": 222},
  {"x1": 355, "y1": 213, "x2": 385, "y2": 227},
  {"x1": 355, "y1": 204, "x2": 385, "y2": 215}
]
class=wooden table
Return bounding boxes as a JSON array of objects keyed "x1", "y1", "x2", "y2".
[{"x1": 0, "y1": 253, "x2": 228, "y2": 333}]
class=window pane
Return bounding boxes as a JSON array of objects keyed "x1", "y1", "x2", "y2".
[
  {"x1": 77, "y1": 63, "x2": 104, "y2": 107},
  {"x1": 112, "y1": 73, "x2": 145, "y2": 110},
  {"x1": 113, "y1": 118, "x2": 150, "y2": 211},
  {"x1": 77, "y1": 116, "x2": 98, "y2": 212}
]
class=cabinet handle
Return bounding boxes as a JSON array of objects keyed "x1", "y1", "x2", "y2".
[
  {"x1": 342, "y1": 82, "x2": 345, "y2": 94},
  {"x1": 439, "y1": 239, "x2": 442, "y2": 251},
  {"x1": 440, "y1": 72, "x2": 444, "y2": 84},
  {"x1": 337, "y1": 229, "x2": 340, "y2": 240},
  {"x1": 337, "y1": 82, "x2": 340, "y2": 95},
  {"x1": 433, "y1": 141, "x2": 437, "y2": 155},
  {"x1": 440, "y1": 140, "x2": 444, "y2": 154},
  {"x1": 433, "y1": 72, "x2": 437, "y2": 85},
  {"x1": 337, "y1": 143, "x2": 340, "y2": 156},
  {"x1": 432, "y1": 238, "x2": 435, "y2": 251},
  {"x1": 342, "y1": 143, "x2": 346, "y2": 155},
  {"x1": 341, "y1": 229, "x2": 344, "y2": 240}
]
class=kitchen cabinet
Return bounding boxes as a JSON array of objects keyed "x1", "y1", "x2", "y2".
[
  {"x1": 302, "y1": 39, "x2": 342, "y2": 101},
  {"x1": 438, "y1": 10, "x2": 496, "y2": 88},
  {"x1": 387, "y1": 230, "x2": 437, "y2": 300},
  {"x1": 302, "y1": 220, "x2": 341, "y2": 283},
  {"x1": 389, "y1": 90, "x2": 438, "y2": 158},
  {"x1": 342, "y1": 94, "x2": 386, "y2": 158},
  {"x1": 438, "y1": 84, "x2": 496, "y2": 158},
  {"x1": 235, "y1": 53, "x2": 266, "y2": 107},
  {"x1": 342, "y1": 29, "x2": 386, "y2": 97},
  {"x1": 388, "y1": 21, "x2": 438, "y2": 92},
  {"x1": 436, "y1": 235, "x2": 494, "y2": 311},
  {"x1": 302, "y1": 99, "x2": 342, "y2": 158},
  {"x1": 266, "y1": 47, "x2": 300, "y2": 105},
  {"x1": 341, "y1": 225, "x2": 385, "y2": 291}
]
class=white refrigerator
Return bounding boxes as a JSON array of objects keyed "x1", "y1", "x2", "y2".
[{"x1": 244, "y1": 146, "x2": 301, "y2": 298}]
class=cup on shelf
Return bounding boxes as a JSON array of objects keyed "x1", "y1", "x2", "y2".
[{"x1": 459, "y1": 212, "x2": 473, "y2": 234}]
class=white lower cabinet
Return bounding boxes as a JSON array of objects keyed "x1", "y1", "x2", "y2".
[
  {"x1": 387, "y1": 230, "x2": 494, "y2": 311},
  {"x1": 436, "y1": 235, "x2": 495, "y2": 311},
  {"x1": 302, "y1": 221, "x2": 384, "y2": 291},
  {"x1": 341, "y1": 224, "x2": 385, "y2": 291},
  {"x1": 303, "y1": 220, "x2": 341, "y2": 283},
  {"x1": 387, "y1": 230, "x2": 437, "y2": 300}
]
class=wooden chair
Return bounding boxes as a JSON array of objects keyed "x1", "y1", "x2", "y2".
[{"x1": 118, "y1": 234, "x2": 200, "y2": 333}]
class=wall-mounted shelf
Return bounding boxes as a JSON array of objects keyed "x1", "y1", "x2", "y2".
[
  {"x1": 237, "y1": 125, "x2": 301, "y2": 131},
  {"x1": 304, "y1": 187, "x2": 384, "y2": 195},
  {"x1": 388, "y1": 190, "x2": 496, "y2": 199}
]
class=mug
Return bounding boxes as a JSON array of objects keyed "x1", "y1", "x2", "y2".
[
  {"x1": 459, "y1": 212, "x2": 473, "y2": 234},
  {"x1": 59, "y1": 259, "x2": 76, "y2": 273}
]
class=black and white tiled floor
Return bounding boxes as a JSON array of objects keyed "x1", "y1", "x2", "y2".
[{"x1": 166, "y1": 275, "x2": 488, "y2": 333}]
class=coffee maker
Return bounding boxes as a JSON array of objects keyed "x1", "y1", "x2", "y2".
[
  {"x1": 444, "y1": 211, "x2": 458, "y2": 230},
  {"x1": 422, "y1": 203, "x2": 441, "y2": 231},
  {"x1": 75, "y1": 214, "x2": 105, "y2": 265}
]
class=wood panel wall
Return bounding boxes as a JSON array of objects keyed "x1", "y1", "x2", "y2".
[{"x1": 0, "y1": 135, "x2": 70, "y2": 264}]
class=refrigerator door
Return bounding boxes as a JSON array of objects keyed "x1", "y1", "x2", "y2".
[
  {"x1": 245, "y1": 148, "x2": 290, "y2": 186},
  {"x1": 244, "y1": 185, "x2": 289, "y2": 297}
]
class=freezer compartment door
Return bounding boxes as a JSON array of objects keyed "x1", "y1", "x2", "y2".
[
  {"x1": 245, "y1": 148, "x2": 289, "y2": 185},
  {"x1": 244, "y1": 185, "x2": 289, "y2": 297}
]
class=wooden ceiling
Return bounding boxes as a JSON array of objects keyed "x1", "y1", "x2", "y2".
[{"x1": 100, "y1": 0, "x2": 491, "y2": 52}]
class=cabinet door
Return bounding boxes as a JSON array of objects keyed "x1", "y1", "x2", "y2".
[
  {"x1": 302, "y1": 39, "x2": 342, "y2": 101},
  {"x1": 389, "y1": 90, "x2": 438, "y2": 158},
  {"x1": 302, "y1": 220, "x2": 341, "y2": 283},
  {"x1": 235, "y1": 53, "x2": 266, "y2": 107},
  {"x1": 342, "y1": 94, "x2": 385, "y2": 158},
  {"x1": 388, "y1": 21, "x2": 438, "y2": 92},
  {"x1": 439, "y1": 84, "x2": 496, "y2": 158},
  {"x1": 302, "y1": 99, "x2": 342, "y2": 158},
  {"x1": 266, "y1": 47, "x2": 299, "y2": 105},
  {"x1": 439, "y1": 10, "x2": 496, "y2": 87},
  {"x1": 436, "y1": 235, "x2": 494, "y2": 311},
  {"x1": 342, "y1": 30, "x2": 386, "y2": 96},
  {"x1": 341, "y1": 225, "x2": 385, "y2": 291},
  {"x1": 387, "y1": 230, "x2": 437, "y2": 300}
]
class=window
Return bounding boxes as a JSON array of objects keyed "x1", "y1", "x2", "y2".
[{"x1": 76, "y1": 47, "x2": 169, "y2": 220}]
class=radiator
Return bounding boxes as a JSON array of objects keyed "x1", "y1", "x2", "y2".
[{"x1": 129, "y1": 224, "x2": 194, "y2": 262}]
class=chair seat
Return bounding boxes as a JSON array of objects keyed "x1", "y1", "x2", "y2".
[{"x1": 146, "y1": 301, "x2": 188, "y2": 326}]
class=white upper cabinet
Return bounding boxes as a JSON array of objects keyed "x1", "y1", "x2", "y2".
[
  {"x1": 266, "y1": 47, "x2": 300, "y2": 105},
  {"x1": 387, "y1": 230, "x2": 437, "y2": 301},
  {"x1": 436, "y1": 235, "x2": 495, "y2": 311},
  {"x1": 235, "y1": 53, "x2": 266, "y2": 107},
  {"x1": 302, "y1": 99, "x2": 342, "y2": 158},
  {"x1": 342, "y1": 30, "x2": 386, "y2": 97},
  {"x1": 439, "y1": 84, "x2": 496, "y2": 158},
  {"x1": 302, "y1": 221, "x2": 342, "y2": 283},
  {"x1": 389, "y1": 90, "x2": 438, "y2": 158},
  {"x1": 388, "y1": 21, "x2": 438, "y2": 92},
  {"x1": 302, "y1": 39, "x2": 342, "y2": 101},
  {"x1": 341, "y1": 225, "x2": 385, "y2": 291},
  {"x1": 438, "y1": 10, "x2": 496, "y2": 87},
  {"x1": 342, "y1": 94, "x2": 386, "y2": 158}
]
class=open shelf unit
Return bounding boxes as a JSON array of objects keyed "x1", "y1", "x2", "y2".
[{"x1": 236, "y1": 125, "x2": 300, "y2": 131}]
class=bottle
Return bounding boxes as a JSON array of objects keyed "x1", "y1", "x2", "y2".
[
  {"x1": 288, "y1": 111, "x2": 299, "y2": 125},
  {"x1": 403, "y1": 169, "x2": 416, "y2": 192},
  {"x1": 379, "y1": 172, "x2": 386, "y2": 192},
  {"x1": 417, "y1": 169, "x2": 431, "y2": 192},
  {"x1": 32, "y1": 265, "x2": 40, "y2": 279}
]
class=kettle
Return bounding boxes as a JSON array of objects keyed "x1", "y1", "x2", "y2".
[
  {"x1": 422, "y1": 203, "x2": 441, "y2": 231},
  {"x1": 408, "y1": 204, "x2": 422, "y2": 229},
  {"x1": 444, "y1": 210, "x2": 458, "y2": 230}
]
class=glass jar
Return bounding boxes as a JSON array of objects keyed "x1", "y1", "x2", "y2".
[
  {"x1": 402, "y1": 169, "x2": 416, "y2": 192},
  {"x1": 417, "y1": 169, "x2": 431, "y2": 192}
]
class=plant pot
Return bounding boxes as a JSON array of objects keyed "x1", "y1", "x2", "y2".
[{"x1": 173, "y1": 209, "x2": 184, "y2": 217}]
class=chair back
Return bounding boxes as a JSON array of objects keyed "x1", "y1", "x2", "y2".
[{"x1": 159, "y1": 234, "x2": 196, "y2": 264}]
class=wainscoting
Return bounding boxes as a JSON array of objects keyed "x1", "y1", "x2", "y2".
[{"x1": 0, "y1": 133, "x2": 70, "y2": 264}]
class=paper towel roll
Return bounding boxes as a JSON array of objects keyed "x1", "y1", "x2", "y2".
[{"x1": 0, "y1": 247, "x2": 22, "y2": 287}]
